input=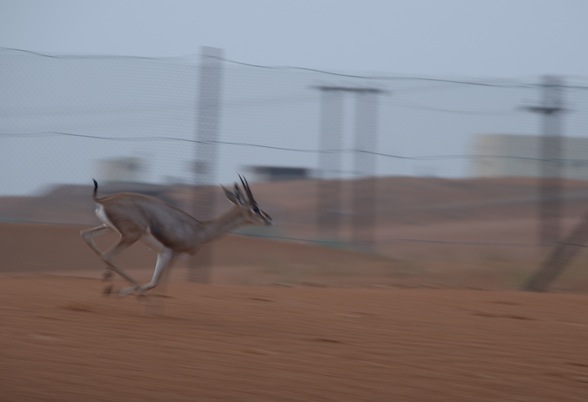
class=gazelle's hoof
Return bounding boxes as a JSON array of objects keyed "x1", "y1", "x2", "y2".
[
  {"x1": 119, "y1": 286, "x2": 139, "y2": 297},
  {"x1": 102, "y1": 285, "x2": 114, "y2": 295}
]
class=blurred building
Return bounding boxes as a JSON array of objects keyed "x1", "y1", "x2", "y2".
[
  {"x1": 246, "y1": 166, "x2": 311, "y2": 182},
  {"x1": 471, "y1": 134, "x2": 588, "y2": 180},
  {"x1": 96, "y1": 157, "x2": 146, "y2": 183}
]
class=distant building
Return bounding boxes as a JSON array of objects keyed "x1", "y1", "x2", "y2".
[
  {"x1": 246, "y1": 166, "x2": 311, "y2": 182},
  {"x1": 471, "y1": 134, "x2": 588, "y2": 180},
  {"x1": 96, "y1": 157, "x2": 146, "y2": 183}
]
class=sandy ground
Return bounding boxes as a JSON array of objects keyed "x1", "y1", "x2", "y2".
[{"x1": 1, "y1": 224, "x2": 588, "y2": 401}]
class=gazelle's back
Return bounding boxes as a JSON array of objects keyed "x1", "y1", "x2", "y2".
[{"x1": 97, "y1": 192, "x2": 204, "y2": 251}]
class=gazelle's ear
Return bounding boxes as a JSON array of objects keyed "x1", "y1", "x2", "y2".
[
  {"x1": 221, "y1": 184, "x2": 247, "y2": 206},
  {"x1": 221, "y1": 185, "x2": 240, "y2": 205}
]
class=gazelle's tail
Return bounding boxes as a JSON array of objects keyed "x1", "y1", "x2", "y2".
[{"x1": 92, "y1": 179, "x2": 98, "y2": 201}]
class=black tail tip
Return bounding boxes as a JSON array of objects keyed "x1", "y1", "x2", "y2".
[{"x1": 92, "y1": 179, "x2": 98, "y2": 197}]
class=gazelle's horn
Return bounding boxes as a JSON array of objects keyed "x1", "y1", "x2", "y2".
[{"x1": 238, "y1": 174, "x2": 255, "y2": 204}]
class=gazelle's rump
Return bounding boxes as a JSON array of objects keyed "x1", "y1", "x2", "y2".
[{"x1": 95, "y1": 203, "x2": 116, "y2": 231}]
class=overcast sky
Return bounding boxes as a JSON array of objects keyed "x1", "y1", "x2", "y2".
[
  {"x1": 1, "y1": 0, "x2": 587, "y2": 77},
  {"x1": 2, "y1": 1, "x2": 588, "y2": 196}
]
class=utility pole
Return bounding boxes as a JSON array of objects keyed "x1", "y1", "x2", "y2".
[
  {"x1": 352, "y1": 88, "x2": 382, "y2": 249},
  {"x1": 189, "y1": 46, "x2": 224, "y2": 283},
  {"x1": 522, "y1": 75, "x2": 579, "y2": 292},
  {"x1": 316, "y1": 87, "x2": 344, "y2": 238},
  {"x1": 523, "y1": 75, "x2": 565, "y2": 246},
  {"x1": 313, "y1": 85, "x2": 385, "y2": 249}
]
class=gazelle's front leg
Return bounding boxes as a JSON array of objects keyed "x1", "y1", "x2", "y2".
[{"x1": 120, "y1": 247, "x2": 176, "y2": 297}]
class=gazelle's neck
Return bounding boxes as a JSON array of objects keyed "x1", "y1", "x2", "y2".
[{"x1": 200, "y1": 207, "x2": 247, "y2": 244}]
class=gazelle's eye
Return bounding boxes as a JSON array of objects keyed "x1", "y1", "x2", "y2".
[{"x1": 252, "y1": 205, "x2": 260, "y2": 213}]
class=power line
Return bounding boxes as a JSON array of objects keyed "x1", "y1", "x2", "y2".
[
  {"x1": 220, "y1": 57, "x2": 537, "y2": 88},
  {"x1": 5, "y1": 46, "x2": 588, "y2": 90},
  {"x1": 384, "y1": 100, "x2": 518, "y2": 116},
  {"x1": 3, "y1": 130, "x2": 588, "y2": 163},
  {"x1": 219, "y1": 57, "x2": 588, "y2": 91},
  {"x1": 0, "y1": 46, "x2": 196, "y2": 63}
]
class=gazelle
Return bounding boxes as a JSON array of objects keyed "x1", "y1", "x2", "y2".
[{"x1": 81, "y1": 175, "x2": 272, "y2": 296}]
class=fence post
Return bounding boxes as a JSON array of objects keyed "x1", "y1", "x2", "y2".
[
  {"x1": 522, "y1": 76, "x2": 580, "y2": 292},
  {"x1": 315, "y1": 87, "x2": 344, "y2": 241},
  {"x1": 313, "y1": 85, "x2": 384, "y2": 248},
  {"x1": 523, "y1": 76, "x2": 565, "y2": 246},
  {"x1": 189, "y1": 46, "x2": 224, "y2": 283},
  {"x1": 352, "y1": 89, "x2": 382, "y2": 250}
]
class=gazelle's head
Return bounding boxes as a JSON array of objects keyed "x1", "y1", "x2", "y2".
[{"x1": 222, "y1": 175, "x2": 273, "y2": 226}]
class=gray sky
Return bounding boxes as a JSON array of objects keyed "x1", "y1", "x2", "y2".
[
  {"x1": 1, "y1": 0, "x2": 587, "y2": 77},
  {"x1": 2, "y1": 0, "x2": 588, "y2": 196}
]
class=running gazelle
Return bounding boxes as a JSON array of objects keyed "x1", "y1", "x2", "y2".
[{"x1": 81, "y1": 176, "x2": 272, "y2": 296}]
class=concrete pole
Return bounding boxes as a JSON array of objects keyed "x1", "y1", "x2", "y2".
[
  {"x1": 352, "y1": 89, "x2": 379, "y2": 249},
  {"x1": 316, "y1": 87, "x2": 344, "y2": 240},
  {"x1": 189, "y1": 46, "x2": 224, "y2": 283}
]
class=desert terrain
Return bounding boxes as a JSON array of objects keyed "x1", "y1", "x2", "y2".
[{"x1": 1, "y1": 177, "x2": 588, "y2": 400}]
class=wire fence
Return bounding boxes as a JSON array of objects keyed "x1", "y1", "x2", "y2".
[{"x1": 3, "y1": 47, "x2": 588, "y2": 289}]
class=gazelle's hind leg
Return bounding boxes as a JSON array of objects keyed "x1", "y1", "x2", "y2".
[
  {"x1": 81, "y1": 225, "x2": 142, "y2": 293},
  {"x1": 81, "y1": 225, "x2": 112, "y2": 255},
  {"x1": 81, "y1": 225, "x2": 117, "y2": 284},
  {"x1": 99, "y1": 234, "x2": 142, "y2": 294}
]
